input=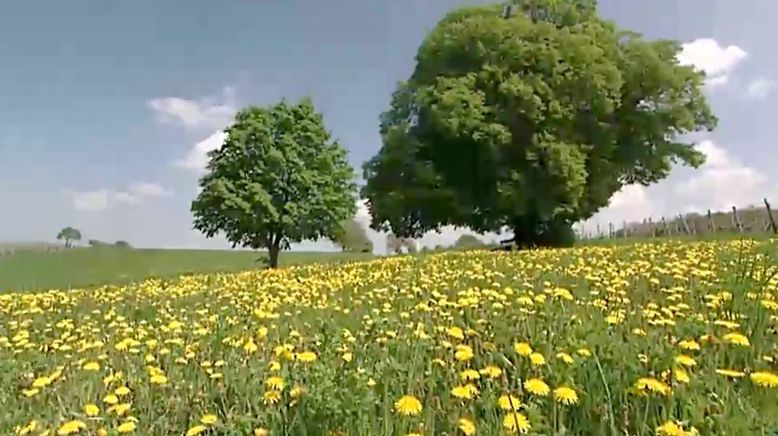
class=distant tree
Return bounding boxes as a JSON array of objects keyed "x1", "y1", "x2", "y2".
[
  {"x1": 362, "y1": 0, "x2": 716, "y2": 249},
  {"x1": 56, "y1": 227, "x2": 82, "y2": 248},
  {"x1": 386, "y1": 233, "x2": 417, "y2": 254},
  {"x1": 454, "y1": 234, "x2": 484, "y2": 249},
  {"x1": 114, "y1": 240, "x2": 132, "y2": 248},
  {"x1": 191, "y1": 99, "x2": 357, "y2": 268},
  {"x1": 88, "y1": 239, "x2": 107, "y2": 247},
  {"x1": 334, "y1": 219, "x2": 373, "y2": 253}
]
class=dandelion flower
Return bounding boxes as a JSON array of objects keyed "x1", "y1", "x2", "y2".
[
  {"x1": 673, "y1": 368, "x2": 690, "y2": 384},
  {"x1": 117, "y1": 421, "x2": 137, "y2": 433},
  {"x1": 514, "y1": 342, "x2": 533, "y2": 356},
  {"x1": 634, "y1": 377, "x2": 671, "y2": 396},
  {"x1": 455, "y1": 345, "x2": 474, "y2": 361},
  {"x1": 502, "y1": 412, "x2": 531, "y2": 434},
  {"x1": 678, "y1": 340, "x2": 700, "y2": 351},
  {"x1": 394, "y1": 395, "x2": 423, "y2": 416},
  {"x1": 103, "y1": 394, "x2": 119, "y2": 405},
  {"x1": 200, "y1": 414, "x2": 218, "y2": 425},
  {"x1": 114, "y1": 386, "x2": 131, "y2": 396},
  {"x1": 675, "y1": 355, "x2": 697, "y2": 367},
  {"x1": 498, "y1": 394, "x2": 522, "y2": 411},
  {"x1": 529, "y1": 352, "x2": 546, "y2": 366},
  {"x1": 265, "y1": 376, "x2": 284, "y2": 390},
  {"x1": 722, "y1": 332, "x2": 750, "y2": 346},
  {"x1": 556, "y1": 352, "x2": 574, "y2": 364},
  {"x1": 253, "y1": 429, "x2": 270, "y2": 436},
  {"x1": 263, "y1": 390, "x2": 281, "y2": 405},
  {"x1": 524, "y1": 378, "x2": 550, "y2": 396},
  {"x1": 479, "y1": 365, "x2": 502, "y2": 379},
  {"x1": 750, "y1": 371, "x2": 778, "y2": 388},
  {"x1": 655, "y1": 420, "x2": 698, "y2": 436},
  {"x1": 459, "y1": 369, "x2": 480, "y2": 381},
  {"x1": 553, "y1": 386, "x2": 579, "y2": 405},
  {"x1": 149, "y1": 375, "x2": 168, "y2": 385},
  {"x1": 57, "y1": 420, "x2": 86, "y2": 435},
  {"x1": 83, "y1": 362, "x2": 100, "y2": 371},
  {"x1": 84, "y1": 404, "x2": 100, "y2": 416},
  {"x1": 447, "y1": 326, "x2": 465, "y2": 340},
  {"x1": 576, "y1": 348, "x2": 591, "y2": 358},
  {"x1": 458, "y1": 418, "x2": 476, "y2": 435},
  {"x1": 296, "y1": 351, "x2": 317, "y2": 363},
  {"x1": 451, "y1": 384, "x2": 478, "y2": 400},
  {"x1": 186, "y1": 425, "x2": 207, "y2": 436}
]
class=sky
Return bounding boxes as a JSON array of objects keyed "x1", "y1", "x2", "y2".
[{"x1": 1, "y1": 0, "x2": 777, "y2": 252}]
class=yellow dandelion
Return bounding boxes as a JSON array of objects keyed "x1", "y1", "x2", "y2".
[
  {"x1": 295, "y1": 351, "x2": 317, "y2": 363},
  {"x1": 479, "y1": 365, "x2": 502, "y2": 378},
  {"x1": 57, "y1": 420, "x2": 86, "y2": 435},
  {"x1": 529, "y1": 352, "x2": 546, "y2": 366},
  {"x1": 82, "y1": 362, "x2": 100, "y2": 371},
  {"x1": 114, "y1": 386, "x2": 131, "y2": 396},
  {"x1": 447, "y1": 326, "x2": 465, "y2": 340},
  {"x1": 253, "y1": 428, "x2": 270, "y2": 436},
  {"x1": 149, "y1": 375, "x2": 168, "y2": 385},
  {"x1": 674, "y1": 355, "x2": 697, "y2": 367},
  {"x1": 673, "y1": 368, "x2": 690, "y2": 384},
  {"x1": 186, "y1": 425, "x2": 207, "y2": 436},
  {"x1": 459, "y1": 369, "x2": 480, "y2": 381},
  {"x1": 498, "y1": 394, "x2": 522, "y2": 411},
  {"x1": 502, "y1": 412, "x2": 531, "y2": 434},
  {"x1": 451, "y1": 384, "x2": 479, "y2": 400},
  {"x1": 394, "y1": 395, "x2": 423, "y2": 416},
  {"x1": 454, "y1": 345, "x2": 474, "y2": 362},
  {"x1": 103, "y1": 394, "x2": 119, "y2": 405},
  {"x1": 116, "y1": 421, "x2": 136, "y2": 433},
  {"x1": 556, "y1": 352, "x2": 574, "y2": 364},
  {"x1": 634, "y1": 377, "x2": 671, "y2": 396},
  {"x1": 750, "y1": 371, "x2": 778, "y2": 388},
  {"x1": 514, "y1": 342, "x2": 533, "y2": 357},
  {"x1": 263, "y1": 390, "x2": 281, "y2": 405},
  {"x1": 553, "y1": 386, "x2": 579, "y2": 405},
  {"x1": 200, "y1": 414, "x2": 218, "y2": 425},
  {"x1": 84, "y1": 404, "x2": 100, "y2": 417},
  {"x1": 524, "y1": 378, "x2": 550, "y2": 396},
  {"x1": 265, "y1": 376, "x2": 285, "y2": 390},
  {"x1": 722, "y1": 332, "x2": 750, "y2": 346},
  {"x1": 576, "y1": 348, "x2": 591, "y2": 357},
  {"x1": 678, "y1": 340, "x2": 700, "y2": 351},
  {"x1": 17, "y1": 420, "x2": 38, "y2": 436},
  {"x1": 458, "y1": 418, "x2": 476, "y2": 435}
]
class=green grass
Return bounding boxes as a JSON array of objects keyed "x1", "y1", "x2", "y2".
[{"x1": 0, "y1": 247, "x2": 370, "y2": 292}]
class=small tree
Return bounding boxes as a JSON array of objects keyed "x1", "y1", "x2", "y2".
[
  {"x1": 334, "y1": 219, "x2": 373, "y2": 253},
  {"x1": 192, "y1": 99, "x2": 357, "y2": 268},
  {"x1": 56, "y1": 227, "x2": 82, "y2": 248},
  {"x1": 114, "y1": 240, "x2": 132, "y2": 248},
  {"x1": 454, "y1": 234, "x2": 484, "y2": 250}
]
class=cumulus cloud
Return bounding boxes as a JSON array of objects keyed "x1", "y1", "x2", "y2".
[
  {"x1": 67, "y1": 182, "x2": 173, "y2": 211},
  {"x1": 173, "y1": 130, "x2": 228, "y2": 171},
  {"x1": 147, "y1": 87, "x2": 236, "y2": 130},
  {"x1": 676, "y1": 140, "x2": 768, "y2": 211},
  {"x1": 677, "y1": 38, "x2": 747, "y2": 87},
  {"x1": 747, "y1": 77, "x2": 776, "y2": 100}
]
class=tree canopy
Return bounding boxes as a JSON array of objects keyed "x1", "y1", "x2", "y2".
[
  {"x1": 362, "y1": 0, "x2": 716, "y2": 247},
  {"x1": 333, "y1": 219, "x2": 374, "y2": 253},
  {"x1": 192, "y1": 99, "x2": 357, "y2": 267},
  {"x1": 56, "y1": 227, "x2": 82, "y2": 248},
  {"x1": 454, "y1": 234, "x2": 485, "y2": 249}
]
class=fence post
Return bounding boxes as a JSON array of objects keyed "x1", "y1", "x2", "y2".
[
  {"x1": 732, "y1": 206, "x2": 744, "y2": 233},
  {"x1": 765, "y1": 198, "x2": 778, "y2": 234},
  {"x1": 661, "y1": 217, "x2": 670, "y2": 236},
  {"x1": 679, "y1": 214, "x2": 691, "y2": 235},
  {"x1": 622, "y1": 220, "x2": 628, "y2": 239},
  {"x1": 707, "y1": 209, "x2": 714, "y2": 233}
]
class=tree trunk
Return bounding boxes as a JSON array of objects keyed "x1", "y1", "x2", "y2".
[{"x1": 268, "y1": 243, "x2": 280, "y2": 268}]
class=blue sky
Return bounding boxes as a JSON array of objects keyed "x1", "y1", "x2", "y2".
[{"x1": 1, "y1": 0, "x2": 776, "y2": 250}]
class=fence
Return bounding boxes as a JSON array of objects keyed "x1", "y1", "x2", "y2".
[{"x1": 577, "y1": 198, "x2": 778, "y2": 240}]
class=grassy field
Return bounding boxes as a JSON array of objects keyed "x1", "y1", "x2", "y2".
[
  {"x1": 1, "y1": 238, "x2": 776, "y2": 435},
  {"x1": 0, "y1": 247, "x2": 369, "y2": 292}
]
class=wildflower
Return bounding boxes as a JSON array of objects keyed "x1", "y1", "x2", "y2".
[
  {"x1": 447, "y1": 326, "x2": 464, "y2": 340},
  {"x1": 479, "y1": 365, "x2": 502, "y2": 378},
  {"x1": 57, "y1": 420, "x2": 86, "y2": 435},
  {"x1": 673, "y1": 368, "x2": 690, "y2": 384},
  {"x1": 460, "y1": 369, "x2": 480, "y2": 381},
  {"x1": 200, "y1": 414, "x2": 218, "y2": 425},
  {"x1": 295, "y1": 351, "x2": 317, "y2": 363},
  {"x1": 675, "y1": 355, "x2": 697, "y2": 367},
  {"x1": 502, "y1": 412, "x2": 531, "y2": 434},
  {"x1": 553, "y1": 386, "x2": 579, "y2": 405},
  {"x1": 556, "y1": 352, "x2": 574, "y2": 364},
  {"x1": 83, "y1": 361, "x2": 100, "y2": 371},
  {"x1": 722, "y1": 332, "x2": 750, "y2": 346},
  {"x1": 291, "y1": 385, "x2": 305, "y2": 398},
  {"x1": 186, "y1": 425, "x2": 207, "y2": 436},
  {"x1": 149, "y1": 375, "x2": 168, "y2": 385},
  {"x1": 458, "y1": 418, "x2": 476, "y2": 435},
  {"x1": 524, "y1": 378, "x2": 550, "y2": 396},
  {"x1": 265, "y1": 376, "x2": 285, "y2": 390},
  {"x1": 498, "y1": 394, "x2": 522, "y2": 411},
  {"x1": 84, "y1": 404, "x2": 100, "y2": 416},
  {"x1": 394, "y1": 395, "x2": 423, "y2": 416},
  {"x1": 114, "y1": 386, "x2": 131, "y2": 396},
  {"x1": 253, "y1": 429, "x2": 270, "y2": 436},
  {"x1": 117, "y1": 421, "x2": 136, "y2": 433},
  {"x1": 103, "y1": 394, "x2": 119, "y2": 405},
  {"x1": 750, "y1": 371, "x2": 778, "y2": 388},
  {"x1": 263, "y1": 390, "x2": 281, "y2": 405},
  {"x1": 451, "y1": 384, "x2": 478, "y2": 400},
  {"x1": 678, "y1": 340, "x2": 700, "y2": 351},
  {"x1": 655, "y1": 420, "x2": 698, "y2": 436},
  {"x1": 715, "y1": 369, "x2": 746, "y2": 378},
  {"x1": 529, "y1": 352, "x2": 546, "y2": 366},
  {"x1": 514, "y1": 342, "x2": 533, "y2": 356},
  {"x1": 634, "y1": 377, "x2": 671, "y2": 396},
  {"x1": 244, "y1": 339, "x2": 258, "y2": 354},
  {"x1": 17, "y1": 420, "x2": 38, "y2": 436},
  {"x1": 576, "y1": 348, "x2": 591, "y2": 357},
  {"x1": 454, "y1": 345, "x2": 474, "y2": 361}
]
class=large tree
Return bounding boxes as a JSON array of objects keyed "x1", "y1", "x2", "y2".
[
  {"x1": 192, "y1": 99, "x2": 357, "y2": 268},
  {"x1": 56, "y1": 227, "x2": 81, "y2": 248},
  {"x1": 362, "y1": 0, "x2": 716, "y2": 247},
  {"x1": 333, "y1": 219, "x2": 374, "y2": 253}
]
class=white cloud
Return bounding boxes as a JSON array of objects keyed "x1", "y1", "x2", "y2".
[
  {"x1": 67, "y1": 190, "x2": 110, "y2": 211},
  {"x1": 67, "y1": 182, "x2": 173, "y2": 210},
  {"x1": 677, "y1": 38, "x2": 747, "y2": 87},
  {"x1": 747, "y1": 77, "x2": 776, "y2": 100},
  {"x1": 677, "y1": 140, "x2": 767, "y2": 211},
  {"x1": 173, "y1": 130, "x2": 228, "y2": 171},
  {"x1": 147, "y1": 87, "x2": 236, "y2": 130}
]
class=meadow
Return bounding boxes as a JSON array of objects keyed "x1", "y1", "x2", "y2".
[
  {"x1": 1, "y1": 239, "x2": 777, "y2": 435},
  {"x1": 0, "y1": 247, "x2": 369, "y2": 293}
]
